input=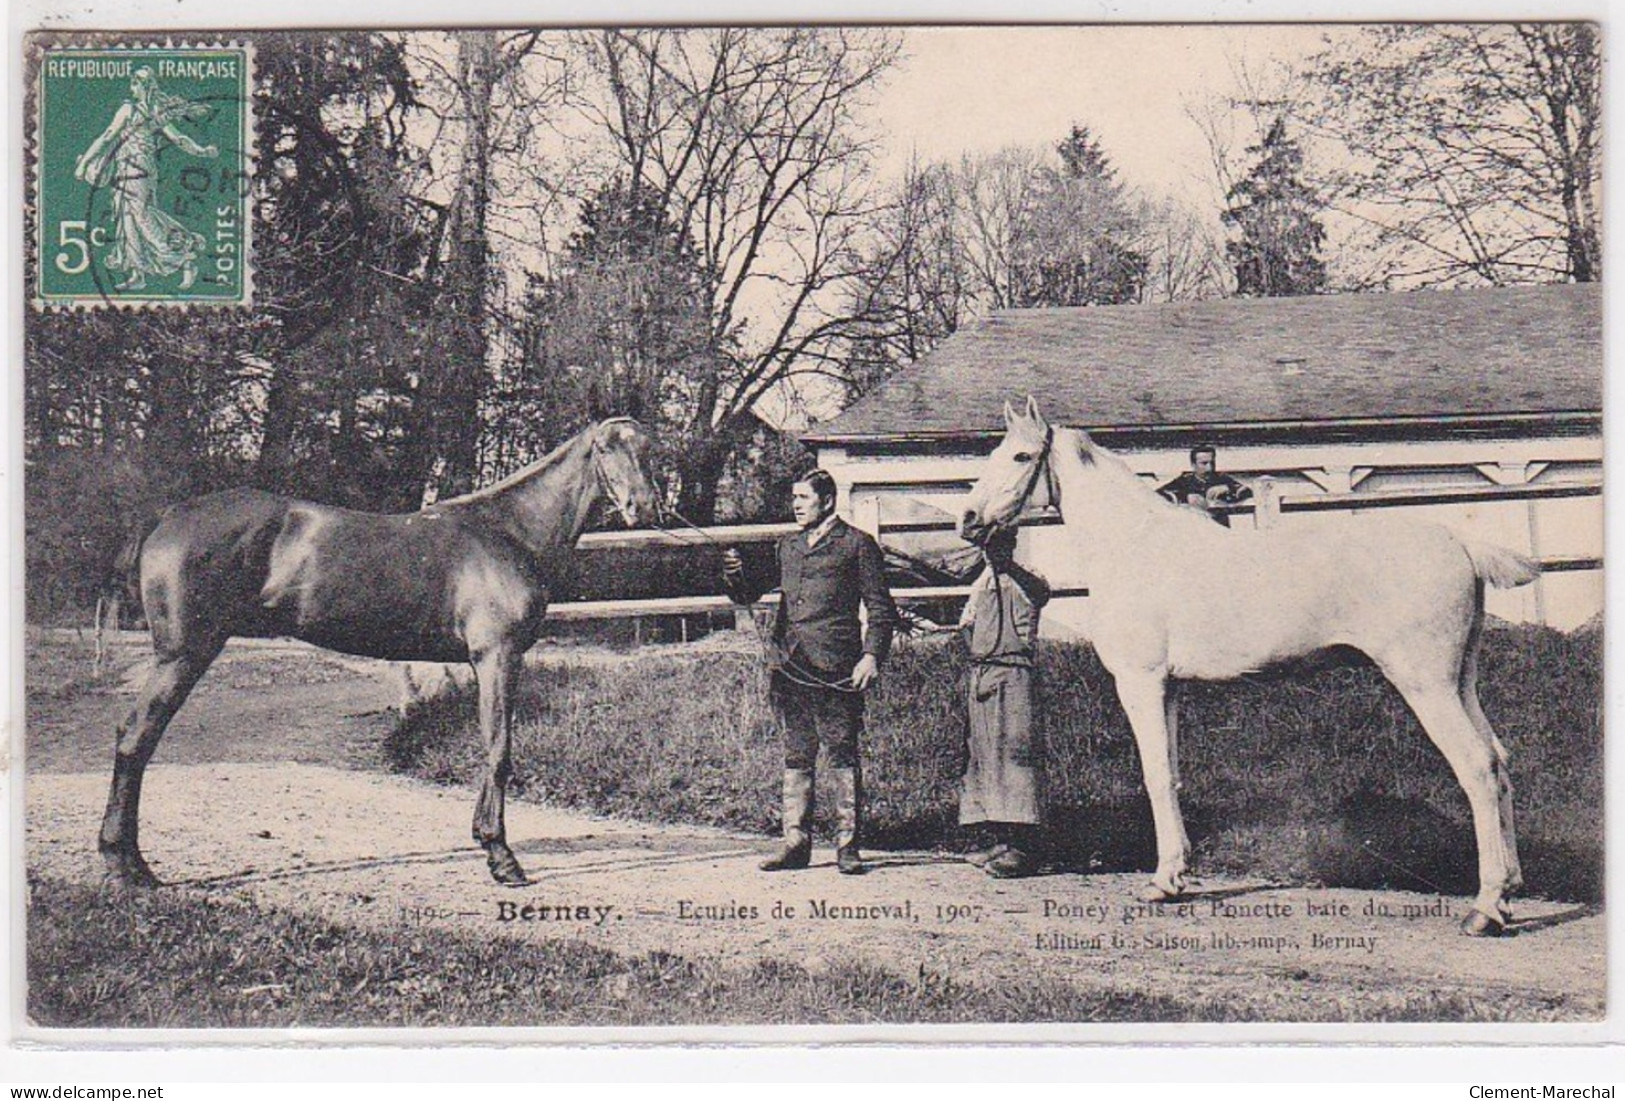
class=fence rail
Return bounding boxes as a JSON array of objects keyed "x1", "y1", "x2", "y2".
[
  {"x1": 562, "y1": 479, "x2": 1600, "y2": 622},
  {"x1": 547, "y1": 586, "x2": 1095, "y2": 621},
  {"x1": 1263, "y1": 479, "x2": 1600, "y2": 514}
]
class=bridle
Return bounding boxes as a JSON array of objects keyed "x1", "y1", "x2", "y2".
[
  {"x1": 1001, "y1": 423, "x2": 1059, "y2": 526},
  {"x1": 589, "y1": 416, "x2": 645, "y2": 522},
  {"x1": 964, "y1": 424, "x2": 1055, "y2": 666}
]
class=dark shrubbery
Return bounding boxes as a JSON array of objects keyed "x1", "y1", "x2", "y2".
[
  {"x1": 387, "y1": 625, "x2": 1602, "y2": 902},
  {"x1": 25, "y1": 450, "x2": 163, "y2": 625}
]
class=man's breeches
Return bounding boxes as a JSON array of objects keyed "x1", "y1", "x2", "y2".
[
  {"x1": 961, "y1": 664, "x2": 1041, "y2": 826},
  {"x1": 770, "y1": 669, "x2": 864, "y2": 770}
]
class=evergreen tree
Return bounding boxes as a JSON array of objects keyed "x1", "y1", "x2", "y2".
[
  {"x1": 1222, "y1": 117, "x2": 1327, "y2": 297},
  {"x1": 524, "y1": 178, "x2": 719, "y2": 514},
  {"x1": 1018, "y1": 126, "x2": 1147, "y2": 307},
  {"x1": 25, "y1": 33, "x2": 432, "y2": 617}
]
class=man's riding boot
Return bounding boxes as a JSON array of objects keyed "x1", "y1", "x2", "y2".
[
  {"x1": 833, "y1": 767, "x2": 865, "y2": 875},
  {"x1": 761, "y1": 769, "x2": 814, "y2": 871}
]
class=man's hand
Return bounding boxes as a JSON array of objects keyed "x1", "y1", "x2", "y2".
[
  {"x1": 850, "y1": 654, "x2": 879, "y2": 691},
  {"x1": 721, "y1": 547, "x2": 744, "y2": 576},
  {"x1": 1185, "y1": 493, "x2": 1208, "y2": 510},
  {"x1": 1205, "y1": 485, "x2": 1232, "y2": 505},
  {"x1": 898, "y1": 608, "x2": 954, "y2": 636}
]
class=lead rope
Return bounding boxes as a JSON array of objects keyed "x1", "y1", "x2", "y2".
[
  {"x1": 656, "y1": 503, "x2": 867, "y2": 694},
  {"x1": 964, "y1": 430, "x2": 1052, "y2": 668},
  {"x1": 590, "y1": 436, "x2": 861, "y2": 692}
]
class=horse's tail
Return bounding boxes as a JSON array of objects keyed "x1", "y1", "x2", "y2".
[
  {"x1": 93, "y1": 521, "x2": 156, "y2": 662},
  {"x1": 112, "y1": 525, "x2": 151, "y2": 605},
  {"x1": 109, "y1": 510, "x2": 168, "y2": 613},
  {"x1": 1463, "y1": 540, "x2": 1541, "y2": 590}
]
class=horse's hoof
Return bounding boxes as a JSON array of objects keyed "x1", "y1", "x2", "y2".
[
  {"x1": 1460, "y1": 908, "x2": 1509, "y2": 938},
  {"x1": 486, "y1": 851, "x2": 530, "y2": 888},
  {"x1": 1138, "y1": 882, "x2": 1182, "y2": 904}
]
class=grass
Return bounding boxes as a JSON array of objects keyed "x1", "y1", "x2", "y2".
[
  {"x1": 23, "y1": 625, "x2": 128, "y2": 702},
  {"x1": 26, "y1": 876, "x2": 1575, "y2": 1027},
  {"x1": 387, "y1": 624, "x2": 1603, "y2": 904}
]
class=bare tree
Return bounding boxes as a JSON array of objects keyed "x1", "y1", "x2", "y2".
[
  {"x1": 569, "y1": 27, "x2": 900, "y2": 519},
  {"x1": 950, "y1": 145, "x2": 1046, "y2": 311},
  {"x1": 1137, "y1": 196, "x2": 1228, "y2": 303},
  {"x1": 877, "y1": 159, "x2": 975, "y2": 363},
  {"x1": 410, "y1": 30, "x2": 571, "y2": 498},
  {"x1": 839, "y1": 158, "x2": 974, "y2": 401},
  {"x1": 944, "y1": 130, "x2": 1155, "y2": 313},
  {"x1": 844, "y1": 131, "x2": 1222, "y2": 399},
  {"x1": 1299, "y1": 23, "x2": 1599, "y2": 288}
]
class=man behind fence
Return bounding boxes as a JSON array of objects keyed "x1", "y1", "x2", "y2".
[
  {"x1": 721, "y1": 469, "x2": 899, "y2": 875},
  {"x1": 1157, "y1": 443, "x2": 1253, "y2": 527}
]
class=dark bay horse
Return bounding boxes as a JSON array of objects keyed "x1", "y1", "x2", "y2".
[{"x1": 100, "y1": 418, "x2": 659, "y2": 888}]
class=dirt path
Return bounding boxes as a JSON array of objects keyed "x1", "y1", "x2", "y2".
[{"x1": 24, "y1": 635, "x2": 1606, "y2": 1021}]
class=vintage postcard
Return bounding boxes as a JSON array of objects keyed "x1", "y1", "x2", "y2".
[{"x1": 14, "y1": 18, "x2": 1608, "y2": 1050}]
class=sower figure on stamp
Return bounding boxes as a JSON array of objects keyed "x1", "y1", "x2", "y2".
[
  {"x1": 722, "y1": 469, "x2": 899, "y2": 875},
  {"x1": 74, "y1": 66, "x2": 217, "y2": 292},
  {"x1": 1157, "y1": 444, "x2": 1253, "y2": 527},
  {"x1": 909, "y1": 527, "x2": 1050, "y2": 878}
]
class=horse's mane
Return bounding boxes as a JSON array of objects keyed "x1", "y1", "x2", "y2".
[
  {"x1": 443, "y1": 418, "x2": 638, "y2": 506},
  {"x1": 1057, "y1": 428, "x2": 1222, "y2": 531}
]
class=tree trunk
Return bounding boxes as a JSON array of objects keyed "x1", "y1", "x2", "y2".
[
  {"x1": 432, "y1": 29, "x2": 496, "y2": 499},
  {"x1": 141, "y1": 350, "x2": 205, "y2": 500},
  {"x1": 675, "y1": 435, "x2": 731, "y2": 525},
  {"x1": 254, "y1": 365, "x2": 301, "y2": 490}
]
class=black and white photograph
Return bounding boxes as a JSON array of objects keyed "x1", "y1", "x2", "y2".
[{"x1": 12, "y1": 10, "x2": 1608, "y2": 1055}]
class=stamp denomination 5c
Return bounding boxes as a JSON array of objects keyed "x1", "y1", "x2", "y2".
[{"x1": 32, "y1": 43, "x2": 252, "y2": 308}]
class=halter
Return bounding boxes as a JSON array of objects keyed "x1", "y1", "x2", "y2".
[
  {"x1": 956, "y1": 423, "x2": 1057, "y2": 666},
  {"x1": 589, "y1": 417, "x2": 644, "y2": 519},
  {"x1": 1005, "y1": 423, "x2": 1059, "y2": 522}
]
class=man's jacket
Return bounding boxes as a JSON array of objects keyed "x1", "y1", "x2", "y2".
[
  {"x1": 1156, "y1": 471, "x2": 1253, "y2": 527},
  {"x1": 724, "y1": 518, "x2": 899, "y2": 676}
]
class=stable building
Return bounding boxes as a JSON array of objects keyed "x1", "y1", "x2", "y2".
[{"x1": 804, "y1": 283, "x2": 1602, "y2": 633}]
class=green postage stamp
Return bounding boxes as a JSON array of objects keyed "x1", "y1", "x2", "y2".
[{"x1": 31, "y1": 41, "x2": 253, "y2": 308}]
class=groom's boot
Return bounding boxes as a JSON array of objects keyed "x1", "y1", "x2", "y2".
[
  {"x1": 760, "y1": 769, "x2": 814, "y2": 871},
  {"x1": 833, "y1": 767, "x2": 865, "y2": 875},
  {"x1": 985, "y1": 824, "x2": 1041, "y2": 878}
]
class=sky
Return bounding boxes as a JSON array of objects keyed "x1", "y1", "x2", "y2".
[{"x1": 871, "y1": 24, "x2": 1336, "y2": 206}]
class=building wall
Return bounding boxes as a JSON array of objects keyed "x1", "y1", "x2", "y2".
[{"x1": 816, "y1": 432, "x2": 1602, "y2": 635}]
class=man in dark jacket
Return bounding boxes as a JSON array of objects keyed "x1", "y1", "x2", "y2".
[
  {"x1": 1157, "y1": 444, "x2": 1253, "y2": 527},
  {"x1": 722, "y1": 469, "x2": 899, "y2": 875}
]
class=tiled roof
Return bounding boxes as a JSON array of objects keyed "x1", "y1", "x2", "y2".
[{"x1": 805, "y1": 284, "x2": 1601, "y2": 442}]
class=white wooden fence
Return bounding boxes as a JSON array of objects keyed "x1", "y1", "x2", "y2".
[{"x1": 561, "y1": 480, "x2": 1600, "y2": 622}]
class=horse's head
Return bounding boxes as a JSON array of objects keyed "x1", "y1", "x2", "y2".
[
  {"x1": 959, "y1": 395, "x2": 1055, "y2": 545},
  {"x1": 590, "y1": 417, "x2": 661, "y2": 528}
]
